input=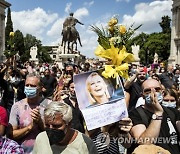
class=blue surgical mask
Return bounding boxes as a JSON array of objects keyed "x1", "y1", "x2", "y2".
[
  {"x1": 162, "y1": 101, "x2": 176, "y2": 108},
  {"x1": 145, "y1": 92, "x2": 163, "y2": 104},
  {"x1": 24, "y1": 86, "x2": 37, "y2": 98}
]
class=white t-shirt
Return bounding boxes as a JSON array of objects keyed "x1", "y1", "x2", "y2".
[{"x1": 33, "y1": 130, "x2": 98, "y2": 154}]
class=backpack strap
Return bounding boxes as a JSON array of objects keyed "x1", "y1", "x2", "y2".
[
  {"x1": 163, "y1": 107, "x2": 176, "y2": 125},
  {"x1": 136, "y1": 106, "x2": 149, "y2": 127}
]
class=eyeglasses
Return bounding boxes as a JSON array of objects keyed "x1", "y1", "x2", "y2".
[{"x1": 143, "y1": 87, "x2": 161, "y2": 94}]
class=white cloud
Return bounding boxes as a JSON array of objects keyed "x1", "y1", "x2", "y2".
[
  {"x1": 121, "y1": 0, "x2": 172, "y2": 33},
  {"x1": 74, "y1": 7, "x2": 89, "y2": 20},
  {"x1": 84, "y1": 1, "x2": 94, "y2": 7},
  {"x1": 65, "y1": 3, "x2": 72, "y2": 14},
  {"x1": 47, "y1": 18, "x2": 65, "y2": 38},
  {"x1": 11, "y1": 7, "x2": 58, "y2": 40}
]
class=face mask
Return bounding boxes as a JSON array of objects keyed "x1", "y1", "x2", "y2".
[
  {"x1": 162, "y1": 101, "x2": 176, "y2": 108},
  {"x1": 41, "y1": 75, "x2": 44, "y2": 78},
  {"x1": 24, "y1": 86, "x2": 37, "y2": 98},
  {"x1": 145, "y1": 92, "x2": 163, "y2": 104},
  {"x1": 45, "y1": 128, "x2": 66, "y2": 145}
]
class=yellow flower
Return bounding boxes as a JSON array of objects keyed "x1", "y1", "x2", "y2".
[
  {"x1": 95, "y1": 44, "x2": 134, "y2": 79},
  {"x1": 102, "y1": 64, "x2": 130, "y2": 79},
  {"x1": 119, "y1": 25, "x2": 126, "y2": 34},
  {"x1": 9, "y1": 32, "x2": 14, "y2": 37},
  {"x1": 95, "y1": 44, "x2": 134, "y2": 66},
  {"x1": 108, "y1": 18, "x2": 118, "y2": 27},
  {"x1": 102, "y1": 65, "x2": 118, "y2": 78},
  {"x1": 108, "y1": 26, "x2": 114, "y2": 33}
]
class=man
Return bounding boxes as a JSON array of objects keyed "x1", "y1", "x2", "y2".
[
  {"x1": 62, "y1": 12, "x2": 84, "y2": 35},
  {"x1": 9, "y1": 74, "x2": 51, "y2": 153},
  {"x1": 62, "y1": 12, "x2": 84, "y2": 46},
  {"x1": 33, "y1": 101, "x2": 98, "y2": 154},
  {"x1": 41, "y1": 69, "x2": 57, "y2": 98},
  {"x1": 125, "y1": 67, "x2": 146, "y2": 111},
  {"x1": 0, "y1": 106, "x2": 24, "y2": 153},
  {"x1": 129, "y1": 79, "x2": 180, "y2": 154},
  {"x1": 159, "y1": 64, "x2": 178, "y2": 88}
]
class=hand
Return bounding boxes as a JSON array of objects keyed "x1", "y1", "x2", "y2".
[
  {"x1": 119, "y1": 117, "x2": 133, "y2": 133},
  {"x1": 42, "y1": 87, "x2": 46, "y2": 92},
  {"x1": 150, "y1": 88, "x2": 163, "y2": 115},
  {"x1": 30, "y1": 107, "x2": 41, "y2": 123},
  {"x1": 27, "y1": 122, "x2": 34, "y2": 131}
]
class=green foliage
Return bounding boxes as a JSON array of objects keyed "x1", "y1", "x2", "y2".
[
  {"x1": 5, "y1": 7, "x2": 13, "y2": 49},
  {"x1": 14, "y1": 30, "x2": 25, "y2": 56},
  {"x1": 37, "y1": 46, "x2": 52, "y2": 63},
  {"x1": 90, "y1": 18, "x2": 142, "y2": 50},
  {"x1": 159, "y1": 16, "x2": 171, "y2": 33},
  {"x1": 129, "y1": 16, "x2": 171, "y2": 64},
  {"x1": 24, "y1": 34, "x2": 41, "y2": 51},
  {"x1": 4, "y1": 32, "x2": 17, "y2": 58}
]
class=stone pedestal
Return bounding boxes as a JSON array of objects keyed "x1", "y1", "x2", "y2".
[
  {"x1": 0, "y1": 0, "x2": 11, "y2": 62},
  {"x1": 169, "y1": 0, "x2": 180, "y2": 65}
]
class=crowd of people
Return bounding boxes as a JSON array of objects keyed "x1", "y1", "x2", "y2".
[{"x1": 0, "y1": 56, "x2": 179, "y2": 154}]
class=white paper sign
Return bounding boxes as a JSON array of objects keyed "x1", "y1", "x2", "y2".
[
  {"x1": 82, "y1": 99, "x2": 128, "y2": 130},
  {"x1": 74, "y1": 70, "x2": 128, "y2": 130}
]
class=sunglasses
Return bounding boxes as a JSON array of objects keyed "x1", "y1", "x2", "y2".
[{"x1": 143, "y1": 87, "x2": 161, "y2": 94}]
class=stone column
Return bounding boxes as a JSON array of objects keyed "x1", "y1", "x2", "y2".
[
  {"x1": 0, "y1": 0, "x2": 11, "y2": 62},
  {"x1": 169, "y1": 0, "x2": 180, "y2": 65}
]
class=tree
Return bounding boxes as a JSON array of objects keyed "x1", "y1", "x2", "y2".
[
  {"x1": 159, "y1": 16, "x2": 171, "y2": 33},
  {"x1": 24, "y1": 34, "x2": 41, "y2": 51},
  {"x1": 5, "y1": 7, "x2": 13, "y2": 49},
  {"x1": 23, "y1": 34, "x2": 52, "y2": 63},
  {"x1": 38, "y1": 46, "x2": 52, "y2": 63},
  {"x1": 14, "y1": 30, "x2": 25, "y2": 57}
]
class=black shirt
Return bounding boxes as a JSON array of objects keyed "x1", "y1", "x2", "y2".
[
  {"x1": 63, "y1": 97, "x2": 85, "y2": 133},
  {"x1": 159, "y1": 73, "x2": 178, "y2": 88},
  {"x1": 41, "y1": 76, "x2": 57, "y2": 97},
  {"x1": 125, "y1": 80, "x2": 142, "y2": 111},
  {"x1": 129, "y1": 106, "x2": 180, "y2": 154}
]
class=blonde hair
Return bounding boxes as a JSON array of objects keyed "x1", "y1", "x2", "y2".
[{"x1": 86, "y1": 72, "x2": 110, "y2": 105}]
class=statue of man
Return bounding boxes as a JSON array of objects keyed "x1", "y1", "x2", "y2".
[{"x1": 62, "y1": 12, "x2": 84, "y2": 37}]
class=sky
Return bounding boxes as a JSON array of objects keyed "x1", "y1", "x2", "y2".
[{"x1": 6, "y1": 0, "x2": 172, "y2": 58}]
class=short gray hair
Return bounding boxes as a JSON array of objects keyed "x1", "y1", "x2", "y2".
[{"x1": 44, "y1": 101, "x2": 72, "y2": 124}]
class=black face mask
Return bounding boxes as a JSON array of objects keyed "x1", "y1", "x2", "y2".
[{"x1": 45, "y1": 128, "x2": 66, "y2": 145}]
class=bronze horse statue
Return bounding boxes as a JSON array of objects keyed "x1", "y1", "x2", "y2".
[{"x1": 61, "y1": 26, "x2": 82, "y2": 54}]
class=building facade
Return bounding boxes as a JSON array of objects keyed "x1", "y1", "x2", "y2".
[
  {"x1": 0, "y1": 0, "x2": 11, "y2": 62},
  {"x1": 169, "y1": 0, "x2": 180, "y2": 64}
]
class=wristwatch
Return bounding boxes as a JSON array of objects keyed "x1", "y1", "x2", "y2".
[{"x1": 152, "y1": 114, "x2": 163, "y2": 120}]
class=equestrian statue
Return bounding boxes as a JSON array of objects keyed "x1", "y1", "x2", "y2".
[{"x1": 61, "y1": 13, "x2": 83, "y2": 54}]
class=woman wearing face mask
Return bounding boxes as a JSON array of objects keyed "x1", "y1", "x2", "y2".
[
  {"x1": 162, "y1": 89, "x2": 179, "y2": 110},
  {"x1": 63, "y1": 80, "x2": 85, "y2": 133},
  {"x1": 33, "y1": 101, "x2": 98, "y2": 154}
]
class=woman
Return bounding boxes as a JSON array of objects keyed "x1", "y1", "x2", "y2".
[
  {"x1": 162, "y1": 88, "x2": 179, "y2": 110},
  {"x1": 86, "y1": 72, "x2": 110, "y2": 105},
  {"x1": 63, "y1": 80, "x2": 85, "y2": 133}
]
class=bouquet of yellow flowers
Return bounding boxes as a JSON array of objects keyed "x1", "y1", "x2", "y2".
[
  {"x1": 4, "y1": 32, "x2": 18, "y2": 58},
  {"x1": 91, "y1": 17, "x2": 141, "y2": 79}
]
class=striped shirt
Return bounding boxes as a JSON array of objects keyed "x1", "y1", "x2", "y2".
[
  {"x1": 91, "y1": 132, "x2": 125, "y2": 154},
  {"x1": 0, "y1": 136, "x2": 24, "y2": 154}
]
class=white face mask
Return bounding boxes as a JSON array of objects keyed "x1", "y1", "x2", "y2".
[{"x1": 162, "y1": 101, "x2": 176, "y2": 108}]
